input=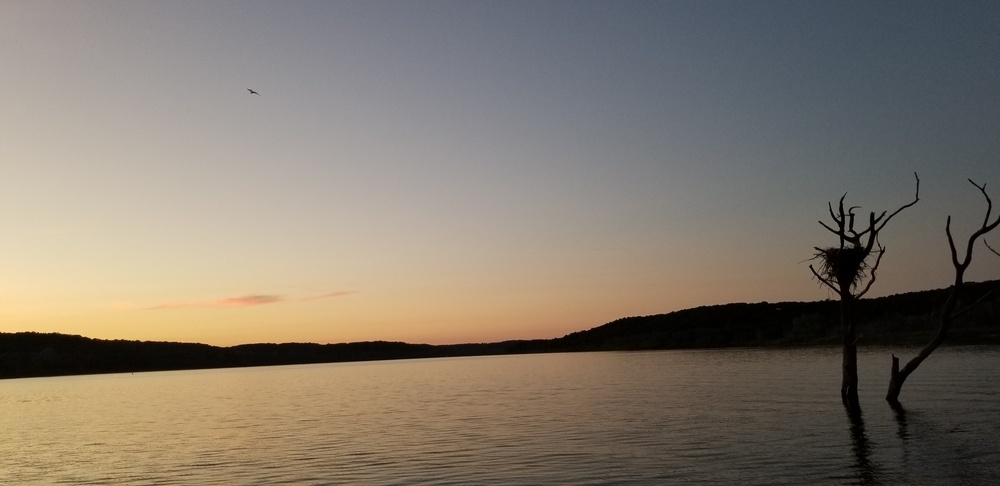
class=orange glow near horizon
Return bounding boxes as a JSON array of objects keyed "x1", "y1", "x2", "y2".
[{"x1": 2, "y1": 2, "x2": 998, "y2": 347}]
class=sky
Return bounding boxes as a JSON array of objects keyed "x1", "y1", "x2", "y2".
[{"x1": 2, "y1": 1, "x2": 999, "y2": 347}]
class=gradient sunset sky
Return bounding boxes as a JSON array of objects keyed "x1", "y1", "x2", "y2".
[{"x1": 2, "y1": 1, "x2": 999, "y2": 346}]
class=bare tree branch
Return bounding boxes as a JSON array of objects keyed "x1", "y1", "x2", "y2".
[
  {"x1": 827, "y1": 199, "x2": 840, "y2": 224},
  {"x1": 855, "y1": 244, "x2": 885, "y2": 299},
  {"x1": 973, "y1": 180, "x2": 993, "y2": 229},
  {"x1": 809, "y1": 264, "x2": 839, "y2": 293},
  {"x1": 876, "y1": 172, "x2": 921, "y2": 234},
  {"x1": 818, "y1": 220, "x2": 841, "y2": 236},
  {"x1": 986, "y1": 240, "x2": 1000, "y2": 258},
  {"x1": 952, "y1": 180, "x2": 1000, "y2": 277},
  {"x1": 946, "y1": 216, "x2": 960, "y2": 273}
]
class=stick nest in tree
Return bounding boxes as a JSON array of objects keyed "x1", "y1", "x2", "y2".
[{"x1": 812, "y1": 245, "x2": 872, "y2": 288}]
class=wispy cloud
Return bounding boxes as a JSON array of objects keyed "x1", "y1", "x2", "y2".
[
  {"x1": 212, "y1": 294, "x2": 283, "y2": 307},
  {"x1": 145, "y1": 301, "x2": 196, "y2": 310},
  {"x1": 298, "y1": 291, "x2": 355, "y2": 302},
  {"x1": 146, "y1": 294, "x2": 283, "y2": 310},
  {"x1": 144, "y1": 291, "x2": 353, "y2": 310}
]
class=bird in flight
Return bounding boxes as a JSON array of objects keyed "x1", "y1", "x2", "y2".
[{"x1": 247, "y1": 88, "x2": 260, "y2": 95}]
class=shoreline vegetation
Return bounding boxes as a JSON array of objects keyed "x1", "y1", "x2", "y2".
[{"x1": 3, "y1": 280, "x2": 998, "y2": 380}]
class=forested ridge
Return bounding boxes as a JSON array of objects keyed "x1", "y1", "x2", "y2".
[{"x1": 3, "y1": 280, "x2": 998, "y2": 379}]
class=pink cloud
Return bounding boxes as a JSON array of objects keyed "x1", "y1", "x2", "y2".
[
  {"x1": 145, "y1": 291, "x2": 353, "y2": 310},
  {"x1": 212, "y1": 294, "x2": 283, "y2": 307}
]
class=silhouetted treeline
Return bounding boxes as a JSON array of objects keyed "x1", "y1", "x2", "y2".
[
  {"x1": 0, "y1": 333, "x2": 548, "y2": 380},
  {"x1": 2, "y1": 280, "x2": 998, "y2": 379},
  {"x1": 552, "y1": 280, "x2": 1000, "y2": 351}
]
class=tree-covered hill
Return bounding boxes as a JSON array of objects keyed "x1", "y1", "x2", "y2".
[
  {"x1": 553, "y1": 280, "x2": 1000, "y2": 351},
  {"x1": 2, "y1": 280, "x2": 997, "y2": 379}
]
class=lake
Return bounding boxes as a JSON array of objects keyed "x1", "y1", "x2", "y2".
[{"x1": 1, "y1": 346, "x2": 998, "y2": 484}]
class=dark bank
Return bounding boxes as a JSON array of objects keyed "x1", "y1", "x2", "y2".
[{"x1": 3, "y1": 280, "x2": 998, "y2": 380}]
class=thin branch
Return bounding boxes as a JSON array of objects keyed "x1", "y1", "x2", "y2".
[
  {"x1": 876, "y1": 172, "x2": 920, "y2": 233},
  {"x1": 946, "y1": 216, "x2": 961, "y2": 274},
  {"x1": 971, "y1": 179, "x2": 993, "y2": 229},
  {"x1": 855, "y1": 244, "x2": 885, "y2": 299},
  {"x1": 854, "y1": 210, "x2": 883, "y2": 242},
  {"x1": 818, "y1": 220, "x2": 842, "y2": 236},
  {"x1": 809, "y1": 265, "x2": 839, "y2": 294},
  {"x1": 828, "y1": 199, "x2": 841, "y2": 224},
  {"x1": 986, "y1": 240, "x2": 1000, "y2": 258},
  {"x1": 871, "y1": 210, "x2": 888, "y2": 226},
  {"x1": 956, "y1": 180, "x2": 1000, "y2": 273}
]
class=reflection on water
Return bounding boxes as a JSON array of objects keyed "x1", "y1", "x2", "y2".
[
  {"x1": 891, "y1": 402, "x2": 910, "y2": 440},
  {"x1": 1, "y1": 346, "x2": 998, "y2": 484},
  {"x1": 846, "y1": 403, "x2": 883, "y2": 486}
]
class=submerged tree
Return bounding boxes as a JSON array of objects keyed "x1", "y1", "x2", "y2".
[
  {"x1": 810, "y1": 173, "x2": 919, "y2": 408},
  {"x1": 886, "y1": 179, "x2": 1000, "y2": 405}
]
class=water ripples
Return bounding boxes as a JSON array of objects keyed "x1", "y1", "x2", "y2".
[{"x1": 2, "y1": 347, "x2": 999, "y2": 484}]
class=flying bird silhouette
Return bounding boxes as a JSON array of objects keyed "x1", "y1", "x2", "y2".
[{"x1": 247, "y1": 88, "x2": 260, "y2": 95}]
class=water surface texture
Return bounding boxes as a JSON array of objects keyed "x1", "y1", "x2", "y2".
[{"x1": 2, "y1": 347, "x2": 998, "y2": 484}]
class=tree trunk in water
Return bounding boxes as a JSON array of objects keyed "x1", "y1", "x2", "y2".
[
  {"x1": 887, "y1": 180, "x2": 1000, "y2": 404},
  {"x1": 886, "y1": 331, "x2": 948, "y2": 404},
  {"x1": 886, "y1": 354, "x2": 904, "y2": 404},
  {"x1": 841, "y1": 296, "x2": 860, "y2": 408},
  {"x1": 885, "y1": 290, "x2": 956, "y2": 404}
]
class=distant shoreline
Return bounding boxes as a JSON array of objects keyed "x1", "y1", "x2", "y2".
[{"x1": 3, "y1": 280, "x2": 998, "y2": 380}]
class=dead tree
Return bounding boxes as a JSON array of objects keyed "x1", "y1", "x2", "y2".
[
  {"x1": 886, "y1": 179, "x2": 1000, "y2": 405},
  {"x1": 810, "y1": 173, "x2": 919, "y2": 408}
]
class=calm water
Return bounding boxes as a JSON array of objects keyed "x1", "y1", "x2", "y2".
[{"x1": 2, "y1": 346, "x2": 998, "y2": 485}]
